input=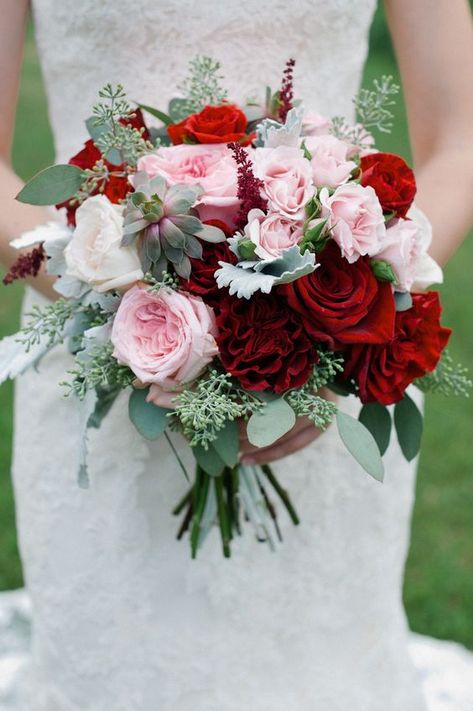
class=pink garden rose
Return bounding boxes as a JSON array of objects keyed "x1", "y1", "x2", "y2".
[
  {"x1": 111, "y1": 285, "x2": 218, "y2": 407},
  {"x1": 253, "y1": 146, "x2": 314, "y2": 220},
  {"x1": 244, "y1": 208, "x2": 302, "y2": 260},
  {"x1": 320, "y1": 184, "x2": 385, "y2": 263},
  {"x1": 137, "y1": 145, "x2": 239, "y2": 227},
  {"x1": 305, "y1": 134, "x2": 357, "y2": 188}
]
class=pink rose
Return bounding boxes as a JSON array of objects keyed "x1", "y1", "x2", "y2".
[
  {"x1": 111, "y1": 285, "x2": 218, "y2": 407},
  {"x1": 320, "y1": 184, "x2": 385, "y2": 263},
  {"x1": 244, "y1": 208, "x2": 302, "y2": 260},
  {"x1": 253, "y1": 146, "x2": 314, "y2": 220},
  {"x1": 137, "y1": 145, "x2": 239, "y2": 227},
  {"x1": 304, "y1": 134, "x2": 357, "y2": 188},
  {"x1": 301, "y1": 112, "x2": 332, "y2": 137}
]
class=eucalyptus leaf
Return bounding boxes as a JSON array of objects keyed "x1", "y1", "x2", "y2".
[
  {"x1": 128, "y1": 387, "x2": 171, "y2": 440},
  {"x1": 212, "y1": 419, "x2": 239, "y2": 468},
  {"x1": 85, "y1": 116, "x2": 110, "y2": 142},
  {"x1": 193, "y1": 443, "x2": 226, "y2": 477},
  {"x1": 359, "y1": 402, "x2": 392, "y2": 456},
  {"x1": 394, "y1": 392, "x2": 423, "y2": 461},
  {"x1": 247, "y1": 398, "x2": 296, "y2": 448},
  {"x1": 88, "y1": 386, "x2": 121, "y2": 430},
  {"x1": 336, "y1": 411, "x2": 384, "y2": 482},
  {"x1": 16, "y1": 164, "x2": 84, "y2": 206}
]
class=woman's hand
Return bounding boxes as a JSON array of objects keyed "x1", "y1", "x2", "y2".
[{"x1": 238, "y1": 387, "x2": 337, "y2": 465}]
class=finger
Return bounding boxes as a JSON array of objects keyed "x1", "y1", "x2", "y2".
[{"x1": 241, "y1": 424, "x2": 322, "y2": 465}]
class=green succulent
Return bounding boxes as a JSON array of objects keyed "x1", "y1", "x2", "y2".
[{"x1": 122, "y1": 172, "x2": 226, "y2": 279}]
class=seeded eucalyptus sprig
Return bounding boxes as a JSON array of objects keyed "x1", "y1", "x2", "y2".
[
  {"x1": 178, "y1": 56, "x2": 228, "y2": 115},
  {"x1": 19, "y1": 299, "x2": 77, "y2": 351},
  {"x1": 416, "y1": 350, "x2": 472, "y2": 397},
  {"x1": 91, "y1": 84, "x2": 154, "y2": 166},
  {"x1": 172, "y1": 369, "x2": 263, "y2": 450}
]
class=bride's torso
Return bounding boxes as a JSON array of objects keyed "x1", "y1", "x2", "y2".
[
  {"x1": 31, "y1": 0, "x2": 377, "y2": 161},
  {"x1": 13, "y1": 3, "x2": 432, "y2": 709}
]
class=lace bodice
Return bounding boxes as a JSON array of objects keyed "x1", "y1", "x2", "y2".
[
  {"x1": 32, "y1": 0, "x2": 376, "y2": 161},
  {"x1": 8, "y1": 2, "x2": 473, "y2": 710}
]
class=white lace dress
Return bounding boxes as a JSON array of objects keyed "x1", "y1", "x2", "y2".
[{"x1": 1, "y1": 1, "x2": 473, "y2": 709}]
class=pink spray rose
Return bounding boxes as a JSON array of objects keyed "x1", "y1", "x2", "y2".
[
  {"x1": 253, "y1": 146, "x2": 314, "y2": 220},
  {"x1": 320, "y1": 184, "x2": 386, "y2": 263},
  {"x1": 304, "y1": 134, "x2": 357, "y2": 188},
  {"x1": 111, "y1": 285, "x2": 218, "y2": 407},
  {"x1": 137, "y1": 144, "x2": 239, "y2": 227},
  {"x1": 244, "y1": 208, "x2": 302, "y2": 260}
]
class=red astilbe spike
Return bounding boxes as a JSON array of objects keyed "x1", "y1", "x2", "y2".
[
  {"x1": 278, "y1": 58, "x2": 296, "y2": 123},
  {"x1": 3, "y1": 244, "x2": 46, "y2": 285},
  {"x1": 228, "y1": 142, "x2": 268, "y2": 230}
]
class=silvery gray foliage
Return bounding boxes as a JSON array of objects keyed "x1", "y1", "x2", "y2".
[
  {"x1": 254, "y1": 107, "x2": 303, "y2": 148},
  {"x1": 122, "y1": 172, "x2": 225, "y2": 279},
  {"x1": 215, "y1": 245, "x2": 317, "y2": 299}
]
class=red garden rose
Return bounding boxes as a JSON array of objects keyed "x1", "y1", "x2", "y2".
[
  {"x1": 342, "y1": 292, "x2": 451, "y2": 405},
  {"x1": 360, "y1": 152, "x2": 416, "y2": 218},
  {"x1": 216, "y1": 291, "x2": 318, "y2": 393},
  {"x1": 168, "y1": 104, "x2": 254, "y2": 146},
  {"x1": 57, "y1": 110, "x2": 150, "y2": 225},
  {"x1": 282, "y1": 241, "x2": 396, "y2": 350}
]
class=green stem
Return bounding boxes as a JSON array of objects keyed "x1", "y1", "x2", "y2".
[
  {"x1": 215, "y1": 474, "x2": 232, "y2": 558},
  {"x1": 261, "y1": 464, "x2": 300, "y2": 526},
  {"x1": 172, "y1": 487, "x2": 193, "y2": 516},
  {"x1": 164, "y1": 430, "x2": 190, "y2": 482},
  {"x1": 190, "y1": 468, "x2": 210, "y2": 559}
]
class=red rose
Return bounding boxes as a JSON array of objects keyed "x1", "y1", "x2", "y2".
[
  {"x1": 57, "y1": 110, "x2": 150, "y2": 225},
  {"x1": 282, "y1": 241, "x2": 396, "y2": 350},
  {"x1": 360, "y1": 152, "x2": 416, "y2": 218},
  {"x1": 168, "y1": 104, "x2": 254, "y2": 146},
  {"x1": 342, "y1": 292, "x2": 451, "y2": 405},
  {"x1": 181, "y1": 236, "x2": 236, "y2": 309},
  {"x1": 216, "y1": 291, "x2": 318, "y2": 393}
]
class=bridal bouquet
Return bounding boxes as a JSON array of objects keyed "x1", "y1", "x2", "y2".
[{"x1": 1, "y1": 58, "x2": 470, "y2": 557}]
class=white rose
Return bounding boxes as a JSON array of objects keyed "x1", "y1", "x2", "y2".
[
  {"x1": 408, "y1": 205, "x2": 443, "y2": 291},
  {"x1": 64, "y1": 195, "x2": 143, "y2": 293}
]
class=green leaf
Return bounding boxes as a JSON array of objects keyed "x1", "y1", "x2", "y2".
[
  {"x1": 128, "y1": 387, "x2": 171, "y2": 440},
  {"x1": 394, "y1": 392, "x2": 423, "y2": 461},
  {"x1": 370, "y1": 259, "x2": 397, "y2": 283},
  {"x1": 193, "y1": 443, "x2": 226, "y2": 477},
  {"x1": 336, "y1": 411, "x2": 384, "y2": 482},
  {"x1": 212, "y1": 419, "x2": 239, "y2": 468},
  {"x1": 359, "y1": 402, "x2": 392, "y2": 456},
  {"x1": 16, "y1": 164, "x2": 84, "y2": 206},
  {"x1": 395, "y1": 291, "x2": 413, "y2": 312},
  {"x1": 247, "y1": 398, "x2": 296, "y2": 448},
  {"x1": 138, "y1": 103, "x2": 173, "y2": 126}
]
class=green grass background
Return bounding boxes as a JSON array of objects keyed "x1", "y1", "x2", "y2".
[{"x1": 1, "y1": 7, "x2": 472, "y2": 647}]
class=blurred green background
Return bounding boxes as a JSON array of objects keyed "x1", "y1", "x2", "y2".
[{"x1": 0, "y1": 6, "x2": 472, "y2": 647}]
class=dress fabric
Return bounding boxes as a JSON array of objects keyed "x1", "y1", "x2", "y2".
[{"x1": 2, "y1": 1, "x2": 473, "y2": 709}]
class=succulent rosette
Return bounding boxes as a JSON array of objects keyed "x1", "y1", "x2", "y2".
[{"x1": 1, "y1": 59, "x2": 468, "y2": 561}]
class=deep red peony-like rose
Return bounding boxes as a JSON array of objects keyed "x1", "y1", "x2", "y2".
[
  {"x1": 360, "y1": 152, "x2": 416, "y2": 218},
  {"x1": 282, "y1": 241, "x2": 396, "y2": 350},
  {"x1": 168, "y1": 104, "x2": 254, "y2": 146},
  {"x1": 216, "y1": 291, "x2": 318, "y2": 393},
  {"x1": 181, "y1": 232, "x2": 236, "y2": 309},
  {"x1": 342, "y1": 292, "x2": 451, "y2": 405},
  {"x1": 57, "y1": 110, "x2": 149, "y2": 225}
]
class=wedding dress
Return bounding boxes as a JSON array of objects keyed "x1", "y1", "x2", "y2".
[{"x1": 1, "y1": 1, "x2": 473, "y2": 709}]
